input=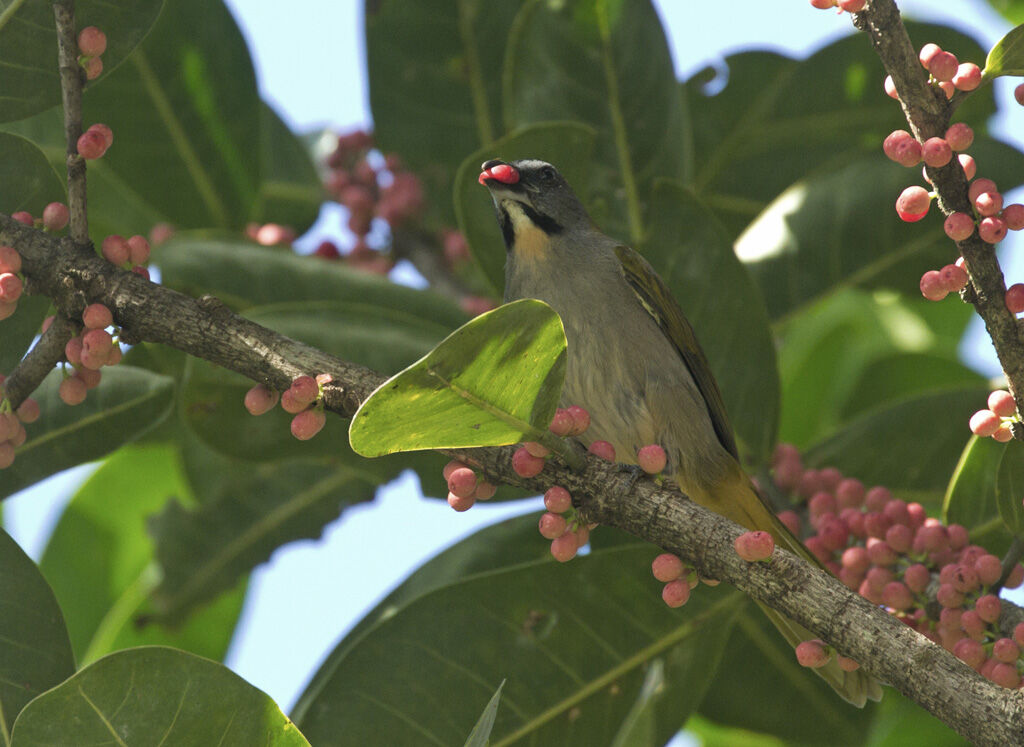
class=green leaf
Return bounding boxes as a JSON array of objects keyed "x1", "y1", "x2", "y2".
[
  {"x1": 803, "y1": 388, "x2": 989, "y2": 507},
  {"x1": 464, "y1": 681, "x2": 505, "y2": 747},
  {"x1": 0, "y1": 366, "x2": 174, "y2": 499},
  {"x1": 349, "y1": 299, "x2": 566, "y2": 456},
  {"x1": 996, "y1": 439, "x2": 1024, "y2": 535},
  {"x1": 250, "y1": 102, "x2": 325, "y2": 231},
  {"x1": 608, "y1": 663, "x2": 663, "y2": 747},
  {"x1": 864, "y1": 687, "x2": 968, "y2": 746},
  {"x1": 10, "y1": 646, "x2": 309, "y2": 745},
  {"x1": 685, "y1": 715, "x2": 785, "y2": 747},
  {"x1": 154, "y1": 236, "x2": 468, "y2": 325},
  {"x1": 38, "y1": 443, "x2": 245, "y2": 665},
  {"x1": 984, "y1": 0, "x2": 1024, "y2": 26},
  {"x1": 147, "y1": 460, "x2": 375, "y2": 625},
  {"x1": 640, "y1": 180, "x2": 779, "y2": 464},
  {"x1": 504, "y1": 0, "x2": 687, "y2": 240},
  {"x1": 294, "y1": 542, "x2": 741, "y2": 746},
  {"x1": 944, "y1": 436, "x2": 1013, "y2": 555},
  {"x1": 365, "y1": 0, "x2": 522, "y2": 226},
  {"x1": 698, "y1": 607, "x2": 872, "y2": 746},
  {"x1": 984, "y1": 23, "x2": 1024, "y2": 78},
  {"x1": 454, "y1": 121, "x2": 597, "y2": 294},
  {"x1": 0, "y1": 0, "x2": 163, "y2": 123},
  {"x1": 0, "y1": 528, "x2": 75, "y2": 740}
]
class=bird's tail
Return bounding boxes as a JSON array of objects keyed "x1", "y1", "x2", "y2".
[{"x1": 691, "y1": 464, "x2": 883, "y2": 707}]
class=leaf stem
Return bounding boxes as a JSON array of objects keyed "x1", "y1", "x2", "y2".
[{"x1": 457, "y1": 0, "x2": 495, "y2": 147}]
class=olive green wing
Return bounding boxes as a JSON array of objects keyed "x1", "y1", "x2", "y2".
[{"x1": 613, "y1": 244, "x2": 739, "y2": 460}]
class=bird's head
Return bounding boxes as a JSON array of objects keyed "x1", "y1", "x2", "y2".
[{"x1": 478, "y1": 159, "x2": 591, "y2": 251}]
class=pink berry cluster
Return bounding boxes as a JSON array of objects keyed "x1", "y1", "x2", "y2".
[
  {"x1": 0, "y1": 245, "x2": 25, "y2": 321},
  {"x1": 884, "y1": 43, "x2": 982, "y2": 102},
  {"x1": 244, "y1": 374, "x2": 330, "y2": 441},
  {"x1": 773, "y1": 443, "x2": 1024, "y2": 688},
  {"x1": 969, "y1": 389, "x2": 1018, "y2": 442},
  {"x1": 77, "y1": 25, "x2": 106, "y2": 81},
  {"x1": 443, "y1": 460, "x2": 497, "y2": 512},
  {"x1": 100, "y1": 233, "x2": 151, "y2": 279},
  {"x1": 0, "y1": 377, "x2": 39, "y2": 470},
  {"x1": 795, "y1": 639, "x2": 861, "y2": 673},
  {"x1": 77, "y1": 122, "x2": 112, "y2": 161},
  {"x1": 809, "y1": 0, "x2": 865, "y2": 13},
  {"x1": 59, "y1": 303, "x2": 123, "y2": 405}
]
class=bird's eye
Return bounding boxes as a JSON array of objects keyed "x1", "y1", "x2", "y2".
[{"x1": 539, "y1": 166, "x2": 557, "y2": 181}]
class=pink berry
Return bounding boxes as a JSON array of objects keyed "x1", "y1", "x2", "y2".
[
  {"x1": 0, "y1": 246, "x2": 21, "y2": 274},
  {"x1": 1016, "y1": 83, "x2": 1024, "y2": 107},
  {"x1": 550, "y1": 532, "x2": 578, "y2": 562},
  {"x1": 543, "y1": 486, "x2": 572, "y2": 513},
  {"x1": 952, "y1": 63, "x2": 982, "y2": 91},
  {"x1": 867, "y1": 537, "x2": 897, "y2": 566},
  {"x1": 976, "y1": 593, "x2": 1001, "y2": 622},
  {"x1": 809, "y1": 0, "x2": 835, "y2": 7},
  {"x1": 1014, "y1": 622, "x2": 1024, "y2": 647},
  {"x1": 936, "y1": 583, "x2": 964, "y2": 608},
  {"x1": 896, "y1": 185, "x2": 930, "y2": 222},
  {"x1": 127, "y1": 235, "x2": 150, "y2": 265},
  {"x1": 473, "y1": 481, "x2": 496, "y2": 500},
  {"x1": 969, "y1": 178, "x2": 998, "y2": 203},
  {"x1": 41, "y1": 202, "x2": 69, "y2": 231},
  {"x1": 59, "y1": 377, "x2": 87, "y2": 405},
  {"x1": 81, "y1": 326, "x2": 111, "y2": 355},
  {"x1": 661, "y1": 579, "x2": 690, "y2": 607},
  {"x1": 101, "y1": 235, "x2": 130, "y2": 265},
  {"x1": 279, "y1": 389, "x2": 308, "y2": 414},
  {"x1": 88, "y1": 123, "x2": 113, "y2": 149},
  {"x1": 1004, "y1": 204, "x2": 1024, "y2": 231},
  {"x1": 82, "y1": 303, "x2": 113, "y2": 329},
  {"x1": 442, "y1": 460, "x2": 468, "y2": 481},
  {"x1": 512, "y1": 446, "x2": 545, "y2": 477},
  {"x1": 841, "y1": 546, "x2": 870, "y2": 574},
  {"x1": 951, "y1": 564, "x2": 980, "y2": 593},
  {"x1": 990, "y1": 662, "x2": 1021, "y2": 689},
  {"x1": 993, "y1": 637, "x2": 1020, "y2": 663},
  {"x1": 945, "y1": 123, "x2": 974, "y2": 151},
  {"x1": 1007, "y1": 563, "x2": 1024, "y2": 588},
  {"x1": 15, "y1": 398, "x2": 40, "y2": 424},
  {"x1": 904, "y1": 563, "x2": 931, "y2": 593},
  {"x1": 447, "y1": 467, "x2": 477, "y2": 498},
  {"x1": 939, "y1": 263, "x2": 968, "y2": 292},
  {"x1": 549, "y1": 409, "x2": 574, "y2": 436},
  {"x1": 943, "y1": 212, "x2": 974, "y2": 241},
  {"x1": 974, "y1": 190, "x2": 1003, "y2": 217},
  {"x1": 637, "y1": 444, "x2": 667, "y2": 474},
  {"x1": 834, "y1": 478, "x2": 864, "y2": 508},
  {"x1": 82, "y1": 56, "x2": 103, "y2": 80},
  {"x1": 837, "y1": 0, "x2": 865, "y2": 10},
  {"x1": 652, "y1": 553, "x2": 684, "y2": 582},
  {"x1": 883, "y1": 75, "x2": 898, "y2": 99},
  {"x1": 1006, "y1": 283, "x2": 1024, "y2": 313},
  {"x1": 958, "y1": 154, "x2": 977, "y2": 180},
  {"x1": 288, "y1": 375, "x2": 319, "y2": 405},
  {"x1": 0, "y1": 273, "x2": 22, "y2": 303},
  {"x1": 928, "y1": 51, "x2": 959, "y2": 82},
  {"x1": 64, "y1": 336, "x2": 83, "y2": 365},
  {"x1": 566, "y1": 405, "x2": 590, "y2": 434},
  {"x1": 795, "y1": 640, "x2": 831, "y2": 668},
  {"x1": 734, "y1": 530, "x2": 774, "y2": 562},
  {"x1": 538, "y1": 512, "x2": 568, "y2": 539},
  {"x1": 919, "y1": 43, "x2": 942, "y2": 68},
  {"x1": 290, "y1": 409, "x2": 326, "y2": 440},
  {"x1": 778, "y1": 510, "x2": 801, "y2": 535},
  {"x1": 75, "y1": 368, "x2": 101, "y2": 390},
  {"x1": 587, "y1": 440, "x2": 615, "y2": 461},
  {"x1": 77, "y1": 26, "x2": 107, "y2": 56},
  {"x1": 243, "y1": 384, "x2": 279, "y2": 415},
  {"x1": 76, "y1": 130, "x2": 106, "y2": 159},
  {"x1": 883, "y1": 130, "x2": 922, "y2": 167},
  {"x1": 447, "y1": 492, "x2": 475, "y2": 512},
  {"x1": 882, "y1": 581, "x2": 913, "y2": 610},
  {"x1": 921, "y1": 137, "x2": 952, "y2": 167},
  {"x1": 920, "y1": 270, "x2": 948, "y2": 301},
  {"x1": 953, "y1": 638, "x2": 985, "y2": 666},
  {"x1": 988, "y1": 390, "x2": 1016, "y2": 418},
  {"x1": 979, "y1": 216, "x2": 1008, "y2": 244}
]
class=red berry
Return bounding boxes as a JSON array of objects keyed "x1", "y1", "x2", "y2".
[
  {"x1": 566, "y1": 405, "x2": 590, "y2": 434},
  {"x1": 953, "y1": 638, "x2": 985, "y2": 666},
  {"x1": 976, "y1": 593, "x2": 1001, "y2": 622},
  {"x1": 883, "y1": 75, "x2": 898, "y2": 99},
  {"x1": 903, "y1": 563, "x2": 931, "y2": 593},
  {"x1": 548, "y1": 409, "x2": 574, "y2": 436},
  {"x1": 543, "y1": 486, "x2": 572, "y2": 513},
  {"x1": 1003, "y1": 204, "x2": 1024, "y2": 232},
  {"x1": 920, "y1": 270, "x2": 947, "y2": 301},
  {"x1": 64, "y1": 336, "x2": 83, "y2": 366},
  {"x1": 88, "y1": 123, "x2": 113, "y2": 148},
  {"x1": 958, "y1": 154, "x2": 977, "y2": 180},
  {"x1": 442, "y1": 461, "x2": 468, "y2": 481},
  {"x1": 1014, "y1": 622, "x2": 1024, "y2": 647},
  {"x1": 896, "y1": 186, "x2": 930, "y2": 222},
  {"x1": 447, "y1": 467, "x2": 477, "y2": 498},
  {"x1": 968, "y1": 178, "x2": 998, "y2": 203},
  {"x1": 928, "y1": 51, "x2": 959, "y2": 82},
  {"x1": 952, "y1": 63, "x2": 982, "y2": 91},
  {"x1": 937, "y1": 263, "x2": 967, "y2": 293},
  {"x1": 979, "y1": 216, "x2": 1008, "y2": 244},
  {"x1": 512, "y1": 446, "x2": 545, "y2": 477},
  {"x1": 990, "y1": 663, "x2": 1021, "y2": 689},
  {"x1": 289, "y1": 375, "x2": 319, "y2": 405},
  {"x1": 77, "y1": 26, "x2": 107, "y2": 56},
  {"x1": 58, "y1": 376, "x2": 87, "y2": 405},
  {"x1": 652, "y1": 553, "x2": 684, "y2": 582},
  {"x1": 777, "y1": 510, "x2": 801, "y2": 535},
  {"x1": 881, "y1": 581, "x2": 913, "y2": 610},
  {"x1": 974, "y1": 190, "x2": 1003, "y2": 217},
  {"x1": 538, "y1": 512, "x2": 568, "y2": 539},
  {"x1": 101, "y1": 235, "x2": 130, "y2": 265},
  {"x1": 42, "y1": 202, "x2": 69, "y2": 231},
  {"x1": 473, "y1": 481, "x2": 496, "y2": 500},
  {"x1": 919, "y1": 43, "x2": 942, "y2": 68},
  {"x1": 489, "y1": 164, "x2": 519, "y2": 184},
  {"x1": 661, "y1": 579, "x2": 690, "y2": 607},
  {"x1": 988, "y1": 390, "x2": 1016, "y2": 418},
  {"x1": 993, "y1": 637, "x2": 1020, "y2": 663},
  {"x1": 1006, "y1": 562, "x2": 1024, "y2": 588},
  {"x1": 936, "y1": 583, "x2": 964, "y2": 608},
  {"x1": 837, "y1": 0, "x2": 865, "y2": 10},
  {"x1": 15, "y1": 398, "x2": 40, "y2": 424},
  {"x1": 0, "y1": 273, "x2": 22, "y2": 303},
  {"x1": 127, "y1": 235, "x2": 150, "y2": 265},
  {"x1": 841, "y1": 546, "x2": 870, "y2": 574},
  {"x1": 82, "y1": 303, "x2": 113, "y2": 329},
  {"x1": 550, "y1": 532, "x2": 578, "y2": 562},
  {"x1": 290, "y1": 409, "x2": 326, "y2": 440},
  {"x1": 795, "y1": 640, "x2": 831, "y2": 668},
  {"x1": 943, "y1": 212, "x2": 974, "y2": 242},
  {"x1": 945, "y1": 123, "x2": 974, "y2": 151},
  {"x1": 921, "y1": 137, "x2": 952, "y2": 167},
  {"x1": 637, "y1": 444, "x2": 667, "y2": 474},
  {"x1": 0, "y1": 246, "x2": 21, "y2": 274},
  {"x1": 884, "y1": 523, "x2": 913, "y2": 554},
  {"x1": 1006, "y1": 283, "x2": 1024, "y2": 313},
  {"x1": 1016, "y1": 83, "x2": 1024, "y2": 107},
  {"x1": 243, "y1": 384, "x2": 279, "y2": 415},
  {"x1": 883, "y1": 130, "x2": 922, "y2": 167},
  {"x1": 734, "y1": 530, "x2": 774, "y2": 562},
  {"x1": 130, "y1": 265, "x2": 150, "y2": 280},
  {"x1": 82, "y1": 56, "x2": 103, "y2": 80},
  {"x1": 447, "y1": 492, "x2": 475, "y2": 512},
  {"x1": 587, "y1": 440, "x2": 615, "y2": 461},
  {"x1": 77, "y1": 130, "x2": 107, "y2": 159}
]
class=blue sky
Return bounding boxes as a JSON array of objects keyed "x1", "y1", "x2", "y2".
[{"x1": 4, "y1": 0, "x2": 1023, "y2": 720}]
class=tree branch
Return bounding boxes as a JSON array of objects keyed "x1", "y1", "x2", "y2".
[{"x1": 3, "y1": 315, "x2": 76, "y2": 409}]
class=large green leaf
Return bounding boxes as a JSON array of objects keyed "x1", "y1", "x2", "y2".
[
  {"x1": 10, "y1": 646, "x2": 309, "y2": 745},
  {"x1": 985, "y1": 0, "x2": 1024, "y2": 25},
  {"x1": 944, "y1": 435, "x2": 1013, "y2": 555},
  {"x1": 984, "y1": 23, "x2": 1024, "y2": 78},
  {"x1": 350, "y1": 299, "x2": 566, "y2": 456},
  {"x1": 864, "y1": 688, "x2": 968, "y2": 746},
  {"x1": 0, "y1": 0, "x2": 162, "y2": 123},
  {"x1": 504, "y1": 0, "x2": 686, "y2": 241},
  {"x1": 38, "y1": 444, "x2": 245, "y2": 665},
  {"x1": 682, "y1": 23, "x2": 995, "y2": 240},
  {"x1": 250, "y1": 102, "x2": 324, "y2": 231},
  {"x1": 0, "y1": 366, "x2": 174, "y2": 499},
  {"x1": 295, "y1": 541, "x2": 741, "y2": 746},
  {"x1": 996, "y1": 439, "x2": 1024, "y2": 535},
  {"x1": 0, "y1": 528, "x2": 74, "y2": 741},
  {"x1": 803, "y1": 388, "x2": 990, "y2": 507},
  {"x1": 453, "y1": 121, "x2": 597, "y2": 294},
  {"x1": 365, "y1": 0, "x2": 522, "y2": 226},
  {"x1": 640, "y1": 180, "x2": 779, "y2": 464},
  {"x1": 148, "y1": 460, "x2": 376, "y2": 625}
]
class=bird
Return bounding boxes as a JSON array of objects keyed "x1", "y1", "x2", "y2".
[{"x1": 479, "y1": 157, "x2": 882, "y2": 707}]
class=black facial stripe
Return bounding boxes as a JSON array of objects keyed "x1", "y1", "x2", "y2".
[
  {"x1": 497, "y1": 206, "x2": 515, "y2": 250},
  {"x1": 520, "y1": 204, "x2": 563, "y2": 235}
]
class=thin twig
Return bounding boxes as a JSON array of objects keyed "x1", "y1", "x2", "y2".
[
  {"x1": 2, "y1": 316, "x2": 77, "y2": 409},
  {"x1": 52, "y1": 0, "x2": 88, "y2": 245}
]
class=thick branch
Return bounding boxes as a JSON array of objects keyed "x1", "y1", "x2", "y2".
[
  {"x1": 3, "y1": 315, "x2": 76, "y2": 409},
  {"x1": 853, "y1": 0, "x2": 1024, "y2": 431},
  {"x1": 52, "y1": 1, "x2": 88, "y2": 244}
]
